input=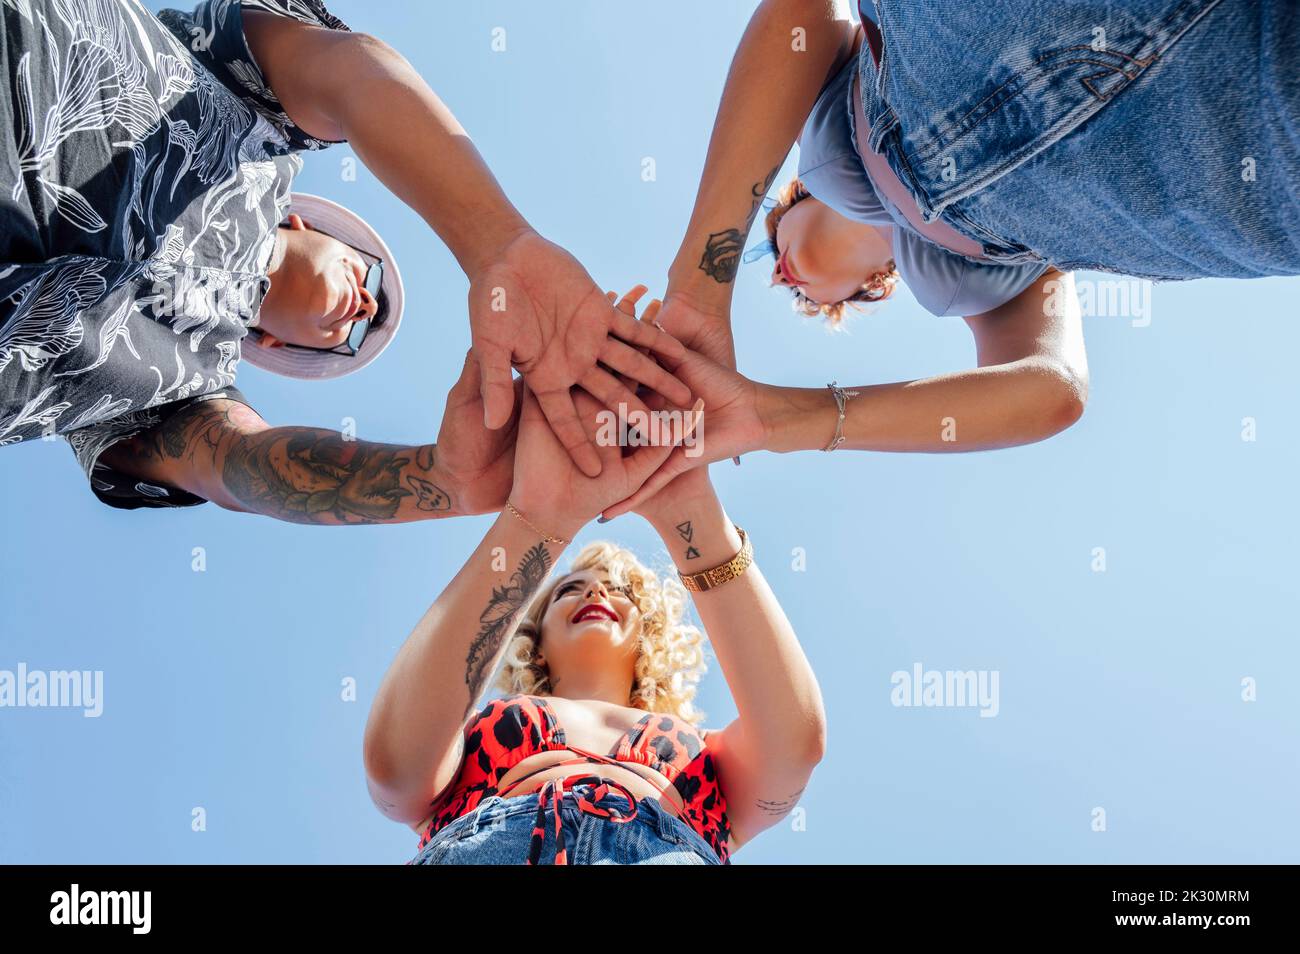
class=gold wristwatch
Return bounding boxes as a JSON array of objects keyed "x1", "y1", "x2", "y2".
[{"x1": 678, "y1": 526, "x2": 753, "y2": 592}]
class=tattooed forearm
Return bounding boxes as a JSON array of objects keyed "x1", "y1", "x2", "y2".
[
  {"x1": 697, "y1": 165, "x2": 780, "y2": 284},
  {"x1": 102, "y1": 399, "x2": 454, "y2": 524},
  {"x1": 756, "y1": 787, "x2": 806, "y2": 816},
  {"x1": 221, "y1": 429, "x2": 451, "y2": 525},
  {"x1": 464, "y1": 543, "x2": 554, "y2": 705}
]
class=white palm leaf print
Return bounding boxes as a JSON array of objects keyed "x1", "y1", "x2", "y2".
[
  {"x1": 0, "y1": 259, "x2": 108, "y2": 373},
  {"x1": 157, "y1": 223, "x2": 186, "y2": 263},
  {"x1": 0, "y1": 385, "x2": 72, "y2": 444},
  {"x1": 54, "y1": 294, "x2": 141, "y2": 377},
  {"x1": 144, "y1": 343, "x2": 204, "y2": 408},
  {"x1": 36, "y1": 177, "x2": 109, "y2": 232},
  {"x1": 163, "y1": 119, "x2": 198, "y2": 201},
  {"x1": 213, "y1": 337, "x2": 239, "y2": 383},
  {"x1": 2, "y1": 0, "x2": 36, "y2": 23},
  {"x1": 11, "y1": 0, "x2": 164, "y2": 233},
  {"x1": 189, "y1": 67, "x2": 253, "y2": 184},
  {"x1": 63, "y1": 392, "x2": 134, "y2": 430},
  {"x1": 154, "y1": 52, "x2": 196, "y2": 107}
]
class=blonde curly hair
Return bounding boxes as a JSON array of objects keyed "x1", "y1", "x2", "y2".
[
  {"x1": 494, "y1": 541, "x2": 708, "y2": 725},
  {"x1": 764, "y1": 177, "x2": 900, "y2": 324}
]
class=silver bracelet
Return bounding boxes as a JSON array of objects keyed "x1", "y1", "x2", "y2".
[{"x1": 821, "y1": 380, "x2": 860, "y2": 452}]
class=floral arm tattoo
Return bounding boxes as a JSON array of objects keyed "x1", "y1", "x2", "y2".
[{"x1": 463, "y1": 543, "x2": 556, "y2": 709}]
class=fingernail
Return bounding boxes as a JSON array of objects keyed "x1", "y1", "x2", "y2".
[
  {"x1": 597, "y1": 515, "x2": 610, "y2": 524},
  {"x1": 732, "y1": 456, "x2": 742, "y2": 466}
]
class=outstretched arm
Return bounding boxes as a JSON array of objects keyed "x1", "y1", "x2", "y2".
[
  {"x1": 242, "y1": 12, "x2": 526, "y2": 280},
  {"x1": 761, "y1": 269, "x2": 1090, "y2": 453},
  {"x1": 365, "y1": 352, "x2": 700, "y2": 824},
  {"x1": 638, "y1": 475, "x2": 826, "y2": 848},
  {"x1": 364, "y1": 509, "x2": 569, "y2": 825},
  {"x1": 241, "y1": 13, "x2": 690, "y2": 476},
  {"x1": 100, "y1": 349, "x2": 521, "y2": 524},
  {"x1": 100, "y1": 400, "x2": 464, "y2": 524},
  {"x1": 661, "y1": 0, "x2": 858, "y2": 363},
  {"x1": 604, "y1": 270, "x2": 1089, "y2": 518}
]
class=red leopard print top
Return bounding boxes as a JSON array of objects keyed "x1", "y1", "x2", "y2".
[{"x1": 417, "y1": 694, "x2": 731, "y2": 862}]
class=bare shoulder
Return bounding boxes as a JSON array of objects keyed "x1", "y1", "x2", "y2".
[{"x1": 240, "y1": 9, "x2": 366, "y2": 142}]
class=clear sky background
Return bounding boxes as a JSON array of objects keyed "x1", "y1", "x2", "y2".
[{"x1": 2, "y1": 0, "x2": 1297, "y2": 864}]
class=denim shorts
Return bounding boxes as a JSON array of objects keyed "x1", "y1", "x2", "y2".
[
  {"x1": 860, "y1": 0, "x2": 1300, "y2": 280},
  {"x1": 409, "y1": 784, "x2": 724, "y2": 866}
]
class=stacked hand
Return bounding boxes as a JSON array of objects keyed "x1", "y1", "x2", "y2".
[
  {"x1": 652, "y1": 288, "x2": 738, "y2": 371},
  {"x1": 506, "y1": 288, "x2": 706, "y2": 538},
  {"x1": 467, "y1": 230, "x2": 694, "y2": 478},
  {"x1": 597, "y1": 290, "x2": 764, "y2": 520},
  {"x1": 439, "y1": 284, "x2": 763, "y2": 529},
  {"x1": 433, "y1": 348, "x2": 521, "y2": 516}
]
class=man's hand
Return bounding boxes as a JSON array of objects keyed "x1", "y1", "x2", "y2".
[
  {"x1": 468, "y1": 230, "x2": 693, "y2": 478},
  {"x1": 434, "y1": 349, "x2": 522, "y2": 515}
]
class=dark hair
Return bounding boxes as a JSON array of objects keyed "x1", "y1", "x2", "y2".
[{"x1": 764, "y1": 178, "x2": 900, "y2": 324}]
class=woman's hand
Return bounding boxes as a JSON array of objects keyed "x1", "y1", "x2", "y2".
[
  {"x1": 599, "y1": 295, "x2": 719, "y2": 525},
  {"x1": 654, "y1": 289, "x2": 737, "y2": 370},
  {"x1": 508, "y1": 288, "x2": 705, "y2": 539},
  {"x1": 601, "y1": 337, "x2": 765, "y2": 520}
]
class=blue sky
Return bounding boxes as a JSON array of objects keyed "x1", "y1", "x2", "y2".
[{"x1": 1, "y1": 0, "x2": 1297, "y2": 864}]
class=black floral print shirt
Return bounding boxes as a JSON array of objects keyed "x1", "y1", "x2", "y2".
[{"x1": 0, "y1": 0, "x2": 350, "y2": 509}]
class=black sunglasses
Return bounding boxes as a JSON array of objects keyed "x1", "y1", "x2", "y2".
[{"x1": 267, "y1": 224, "x2": 389, "y2": 357}]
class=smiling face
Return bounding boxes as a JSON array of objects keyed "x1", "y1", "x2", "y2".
[
  {"x1": 535, "y1": 568, "x2": 643, "y2": 680},
  {"x1": 494, "y1": 542, "x2": 709, "y2": 717},
  {"x1": 253, "y1": 214, "x2": 379, "y2": 350}
]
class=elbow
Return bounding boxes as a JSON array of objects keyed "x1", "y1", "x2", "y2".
[
  {"x1": 362, "y1": 739, "x2": 391, "y2": 791},
  {"x1": 801, "y1": 702, "x2": 829, "y2": 767},
  {"x1": 1026, "y1": 358, "x2": 1088, "y2": 441},
  {"x1": 805, "y1": 725, "x2": 828, "y2": 768},
  {"x1": 362, "y1": 716, "x2": 401, "y2": 791},
  {"x1": 364, "y1": 745, "x2": 414, "y2": 801},
  {"x1": 1047, "y1": 361, "x2": 1089, "y2": 435}
]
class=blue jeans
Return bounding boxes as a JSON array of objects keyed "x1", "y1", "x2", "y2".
[
  {"x1": 409, "y1": 784, "x2": 724, "y2": 865},
  {"x1": 860, "y1": 0, "x2": 1300, "y2": 280}
]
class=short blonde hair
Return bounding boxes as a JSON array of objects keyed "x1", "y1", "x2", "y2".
[
  {"x1": 764, "y1": 177, "x2": 900, "y2": 324},
  {"x1": 494, "y1": 541, "x2": 707, "y2": 725}
]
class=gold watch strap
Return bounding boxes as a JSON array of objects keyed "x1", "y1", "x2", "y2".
[{"x1": 678, "y1": 526, "x2": 753, "y2": 593}]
